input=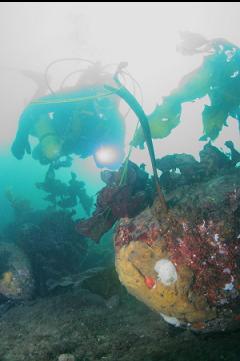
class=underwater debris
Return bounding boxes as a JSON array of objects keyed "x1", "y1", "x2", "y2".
[{"x1": 76, "y1": 161, "x2": 153, "y2": 242}]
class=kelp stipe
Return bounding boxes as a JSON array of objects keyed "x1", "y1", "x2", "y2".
[{"x1": 104, "y1": 71, "x2": 168, "y2": 213}]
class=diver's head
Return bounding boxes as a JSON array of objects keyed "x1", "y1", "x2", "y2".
[{"x1": 93, "y1": 145, "x2": 125, "y2": 170}]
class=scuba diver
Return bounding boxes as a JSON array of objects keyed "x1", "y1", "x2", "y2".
[{"x1": 11, "y1": 62, "x2": 126, "y2": 170}]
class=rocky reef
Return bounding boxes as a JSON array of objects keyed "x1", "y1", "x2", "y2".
[
  {"x1": 0, "y1": 242, "x2": 34, "y2": 300},
  {"x1": 1, "y1": 209, "x2": 88, "y2": 298},
  {"x1": 1, "y1": 140, "x2": 240, "y2": 341},
  {"x1": 114, "y1": 144, "x2": 240, "y2": 332},
  {"x1": 0, "y1": 284, "x2": 240, "y2": 361}
]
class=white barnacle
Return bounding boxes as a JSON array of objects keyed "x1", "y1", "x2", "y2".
[
  {"x1": 182, "y1": 222, "x2": 188, "y2": 232},
  {"x1": 154, "y1": 259, "x2": 178, "y2": 286},
  {"x1": 224, "y1": 282, "x2": 234, "y2": 291},
  {"x1": 214, "y1": 234, "x2": 219, "y2": 242},
  {"x1": 160, "y1": 313, "x2": 181, "y2": 327}
]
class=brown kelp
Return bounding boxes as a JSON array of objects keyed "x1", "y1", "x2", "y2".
[
  {"x1": 76, "y1": 40, "x2": 240, "y2": 332},
  {"x1": 76, "y1": 161, "x2": 153, "y2": 242},
  {"x1": 76, "y1": 68, "x2": 168, "y2": 242},
  {"x1": 132, "y1": 34, "x2": 240, "y2": 148}
]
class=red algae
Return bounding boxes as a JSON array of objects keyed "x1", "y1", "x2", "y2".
[
  {"x1": 114, "y1": 209, "x2": 161, "y2": 251},
  {"x1": 166, "y1": 219, "x2": 240, "y2": 305}
]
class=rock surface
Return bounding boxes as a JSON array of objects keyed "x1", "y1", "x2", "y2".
[
  {"x1": 115, "y1": 168, "x2": 240, "y2": 332},
  {"x1": 0, "y1": 242, "x2": 34, "y2": 300},
  {"x1": 0, "y1": 288, "x2": 240, "y2": 361}
]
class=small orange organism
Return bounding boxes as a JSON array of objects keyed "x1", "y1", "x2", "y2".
[{"x1": 144, "y1": 276, "x2": 156, "y2": 289}]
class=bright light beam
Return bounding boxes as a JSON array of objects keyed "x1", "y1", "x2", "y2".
[{"x1": 95, "y1": 146, "x2": 119, "y2": 167}]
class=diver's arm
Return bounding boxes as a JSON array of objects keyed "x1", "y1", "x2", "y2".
[
  {"x1": 11, "y1": 106, "x2": 34, "y2": 159},
  {"x1": 11, "y1": 94, "x2": 64, "y2": 160}
]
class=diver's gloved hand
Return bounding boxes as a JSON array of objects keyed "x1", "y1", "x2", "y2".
[
  {"x1": 11, "y1": 134, "x2": 31, "y2": 160},
  {"x1": 32, "y1": 144, "x2": 51, "y2": 165}
]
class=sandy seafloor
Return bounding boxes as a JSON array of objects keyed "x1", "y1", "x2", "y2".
[{"x1": 0, "y1": 287, "x2": 239, "y2": 361}]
